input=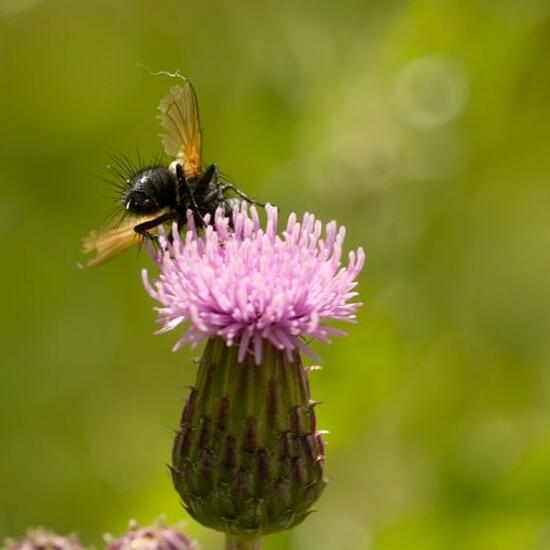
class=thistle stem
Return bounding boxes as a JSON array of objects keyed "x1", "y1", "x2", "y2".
[{"x1": 225, "y1": 534, "x2": 263, "y2": 550}]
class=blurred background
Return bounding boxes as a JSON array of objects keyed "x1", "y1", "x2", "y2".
[{"x1": 1, "y1": 0, "x2": 550, "y2": 548}]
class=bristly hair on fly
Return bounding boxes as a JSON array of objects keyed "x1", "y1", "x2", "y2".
[{"x1": 95, "y1": 150, "x2": 167, "y2": 226}]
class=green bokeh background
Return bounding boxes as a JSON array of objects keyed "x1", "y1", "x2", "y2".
[{"x1": 2, "y1": 1, "x2": 550, "y2": 548}]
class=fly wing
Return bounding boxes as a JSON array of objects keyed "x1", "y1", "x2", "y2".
[
  {"x1": 82, "y1": 212, "x2": 164, "y2": 267},
  {"x1": 157, "y1": 83, "x2": 203, "y2": 179}
]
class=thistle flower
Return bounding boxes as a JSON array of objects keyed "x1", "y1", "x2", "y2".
[
  {"x1": 143, "y1": 203, "x2": 364, "y2": 549},
  {"x1": 105, "y1": 519, "x2": 196, "y2": 550},
  {"x1": 4, "y1": 529, "x2": 86, "y2": 550},
  {"x1": 143, "y1": 203, "x2": 364, "y2": 364}
]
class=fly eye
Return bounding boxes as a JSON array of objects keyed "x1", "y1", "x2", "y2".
[{"x1": 126, "y1": 192, "x2": 157, "y2": 214}]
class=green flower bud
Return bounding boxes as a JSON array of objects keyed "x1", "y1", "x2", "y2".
[{"x1": 171, "y1": 337, "x2": 326, "y2": 539}]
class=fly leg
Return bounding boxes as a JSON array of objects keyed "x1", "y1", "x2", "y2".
[
  {"x1": 220, "y1": 182, "x2": 265, "y2": 207},
  {"x1": 200, "y1": 163, "x2": 263, "y2": 207},
  {"x1": 190, "y1": 165, "x2": 231, "y2": 221},
  {"x1": 200, "y1": 163, "x2": 218, "y2": 185},
  {"x1": 201, "y1": 165, "x2": 234, "y2": 216},
  {"x1": 175, "y1": 163, "x2": 200, "y2": 214},
  {"x1": 197, "y1": 164, "x2": 222, "y2": 202},
  {"x1": 133, "y1": 212, "x2": 173, "y2": 245},
  {"x1": 203, "y1": 164, "x2": 226, "y2": 205}
]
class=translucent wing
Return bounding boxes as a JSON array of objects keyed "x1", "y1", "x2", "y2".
[
  {"x1": 82, "y1": 212, "x2": 165, "y2": 267},
  {"x1": 157, "y1": 83, "x2": 203, "y2": 178}
]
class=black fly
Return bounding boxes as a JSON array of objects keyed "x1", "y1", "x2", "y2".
[{"x1": 83, "y1": 79, "x2": 262, "y2": 267}]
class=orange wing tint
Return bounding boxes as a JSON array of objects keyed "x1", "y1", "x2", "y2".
[
  {"x1": 82, "y1": 211, "x2": 167, "y2": 267},
  {"x1": 157, "y1": 83, "x2": 203, "y2": 178}
]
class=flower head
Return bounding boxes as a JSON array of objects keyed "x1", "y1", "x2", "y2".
[
  {"x1": 143, "y1": 203, "x2": 364, "y2": 363},
  {"x1": 4, "y1": 529, "x2": 86, "y2": 550},
  {"x1": 105, "y1": 519, "x2": 196, "y2": 550}
]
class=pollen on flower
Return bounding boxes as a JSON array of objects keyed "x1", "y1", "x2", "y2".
[{"x1": 143, "y1": 202, "x2": 365, "y2": 364}]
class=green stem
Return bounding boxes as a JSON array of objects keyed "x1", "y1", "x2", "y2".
[{"x1": 225, "y1": 534, "x2": 263, "y2": 550}]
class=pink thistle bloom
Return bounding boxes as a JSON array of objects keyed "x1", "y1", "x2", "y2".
[
  {"x1": 143, "y1": 202, "x2": 365, "y2": 364},
  {"x1": 4, "y1": 529, "x2": 87, "y2": 550},
  {"x1": 105, "y1": 519, "x2": 196, "y2": 550}
]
